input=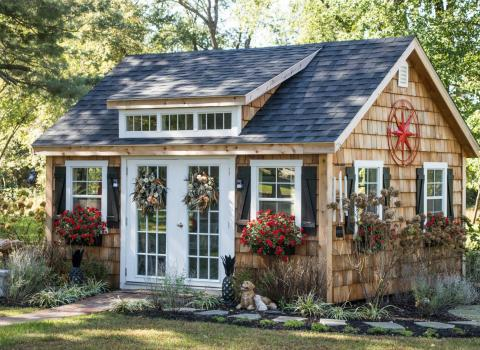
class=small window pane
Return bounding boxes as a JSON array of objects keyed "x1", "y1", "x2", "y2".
[
  {"x1": 199, "y1": 258, "x2": 208, "y2": 279},
  {"x1": 277, "y1": 168, "x2": 294, "y2": 183},
  {"x1": 187, "y1": 114, "x2": 194, "y2": 130},
  {"x1": 73, "y1": 168, "x2": 87, "y2": 181},
  {"x1": 178, "y1": 114, "x2": 186, "y2": 130},
  {"x1": 189, "y1": 234, "x2": 197, "y2": 255},
  {"x1": 158, "y1": 210, "x2": 166, "y2": 232},
  {"x1": 73, "y1": 182, "x2": 87, "y2": 195},
  {"x1": 210, "y1": 236, "x2": 218, "y2": 257},
  {"x1": 189, "y1": 211, "x2": 198, "y2": 233},
  {"x1": 434, "y1": 169, "x2": 443, "y2": 182},
  {"x1": 142, "y1": 116, "x2": 149, "y2": 131},
  {"x1": 138, "y1": 233, "x2": 146, "y2": 253},
  {"x1": 207, "y1": 113, "x2": 215, "y2": 129},
  {"x1": 87, "y1": 182, "x2": 102, "y2": 195},
  {"x1": 199, "y1": 114, "x2": 206, "y2": 130},
  {"x1": 134, "y1": 116, "x2": 142, "y2": 131},
  {"x1": 150, "y1": 115, "x2": 157, "y2": 130},
  {"x1": 224, "y1": 113, "x2": 232, "y2": 129},
  {"x1": 147, "y1": 255, "x2": 156, "y2": 276},
  {"x1": 277, "y1": 184, "x2": 294, "y2": 198},
  {"x1": 162, "y1": 115, "x2": 169, "y2": 130},
  {"x1": 147, "y1": 233, "x2": 156, "y2": 253},
  {"x1": 259, "y1": 168, "x2": 276, "y2": 182},
  {"x1": 427, "y1": 169, "x2": 435, "y2": 183},
  {"x1": 170, "y1": 114, "x2": 178, "y2": 130},
  {"x1": 199, "y1": 235, "x2": 208, "y2": 256},
  {"x1": 277, "y1": 201, "x2": 294, "y2": 214},
  {"x1": 210, "y1": 259, "x2": 218, "y2": 279},
  {"x1": 199, "y1": 211, "x2": 208, "y2": 233},
  {"x1": 137, "y1": 255, "x2": 146, "y2": 275},
  {"x1": 138, "y1": 210, "x2": 146, "y2": 231},
  {"x1": 215, "y1": 113, "x2": 223, "y2": 129},
  {"x1": 158, "y1": 234, "x2": 166, "y2": 255},
  {"x1": 259, "y1": 200, "x2": 277, "y2": 212},
  {"x1": 127, "y1": 116, "x2": 134, "y2": 131},
  {"x1": 210, "y1": 212, "x2": 219, "y2": 234},
  {"x1": 259, "y1": 183, "x2": 275, "y2": 198},
  {"x1": 88, "y1": 168, "x2": 102, "y2": 181},
  {"x1": 189, "y1": 258, "x2": 197, "y2": 278},
  {"x1": 73, "y1": 198, "x2": 101, "y2": 210},
  {"x1": 157, "y1": 257, "x2": 166, "y2": 276}
]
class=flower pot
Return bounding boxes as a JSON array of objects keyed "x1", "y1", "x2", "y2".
[{"x1": 264, "y1": 246, "x2": 296, "y2": 256}]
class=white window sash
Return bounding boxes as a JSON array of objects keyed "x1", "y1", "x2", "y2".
[
  {"x1": 65, "y1": 160, "x2": 108, "y2": 221},
  {"x1": 423, "y1": 162, "x2": 448, "y2": 215},
  {"x1": 250, "y1": 160, "x2": 302, "y2": 226}
]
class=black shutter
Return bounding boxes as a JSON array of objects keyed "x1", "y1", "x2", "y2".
[
  {"x1": 54, "y1": 167, "x2": 66, "y2": 215},
  {"x1": 415, "y1": 168, "x2": 424, "y2": 215},
  {"x1": 107, "y1": 167, "x2": 121, "y2": 229},
  {"x1": 383, "y1": 167, "x2": 391, "y2": 206},
  {"x1": 301, "y1": 166, "x2": 317, "y2": 235},
  {"x1": 237, "y1": 166, "x2": 251, "y2": 221},
  {"x1": 447, "y1": 168, "x2": 454, "y2": 220},
  {"x1": 345, "y1": 167, "x2": 355, "y2": 235}
]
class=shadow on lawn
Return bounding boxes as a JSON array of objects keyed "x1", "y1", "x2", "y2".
[{"x1": 1, "y1": 313, "x2": 480, "y2": 350}]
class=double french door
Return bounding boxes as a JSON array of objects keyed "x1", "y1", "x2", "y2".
[{"x1": 123, "y1": 158, "x2": 234, "y2": 288}]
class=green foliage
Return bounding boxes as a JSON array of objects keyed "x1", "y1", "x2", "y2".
[
  {"x1": 283, "y1": 320, "x2": 305, "y2": 329},
  {"x1": 232, "y1": 317, "x2": 253, "y2": 325},
  {"x1": 396, "y1": 329, "x2": 414, "y2": 337},
  {"x1": 148, "y1": 274, "x2": 195, "y2": 310},
  {"x1": 5, "y1": 246, "x2": 53, "y2": 304},
  {"x1": 81, "y1": 258, "x2": 109, "y2": 283},
  {"x1": 287, "y1": 292, "x2": 330, "y2": 317},
  {"x1": 413, "y1": 275, "x2": 478, "y2": 316},
  {"x1": 367, "y1": 326, "x2": 390, "y2": 335},
  {"x1": 465, "y1": 251, "x2": 480, "y2": 285},
  {"x1": 452, "y1": 327, "x2": 466, "y2": 335},
  {"x1": 110, "y1": 298, "x2": 154, "y2": 313},
  {"x1": 29, "y1": 279, "x2": 108, "y2": 308},
  {"x1": 342, "y1": 325, "x2": 359, "y2": 334},
  {"x1": 422, "y1": 328, "x2": 439, "y2": 338},
  {"x1": 324, "y1": 304, "x2": 360, "y2": 320},
  {"x1": 211, "y1": 316, "x2": 227, "y2": 323},
  {"x1": 355, "y1": 303, "x2": 393, "y2": 321},
  {"x1": 259, "y1": 319, "x2": 276, "y2": 328},
  {"x1": 310, "y1": 323, "x2": 330, "y2": 332},
  {"x1": 187, "y1": 292, "x2": 221, "y2": 310}
]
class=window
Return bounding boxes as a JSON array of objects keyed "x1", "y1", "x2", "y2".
[
  {"x1": 161, "y1": 114, "x2": 193, "y2": 131},
  {"x1": 398, "y1": 62, "x2": 409, "y2": 88},
  {"x1": 354, "y1": 160, "x2": 383, "y2": 216},
  {"x1": 126, "y1": 115, "x2": 157, "y2": 131},
  {"x1": 65, "y1": 161, "x2": 108, "y2": 221},
  {"x1": 119, "y1": 107, "x2": 240, "y2": 138},
  {"x1": 199, "y1": 112, "x2": 232, "y2": 130},
  {"x1": 423, "y1": 162, "x2": 447, "y2": 214},
  {"x1": 250, "y1": 160, "x2": 302, "y2": 226}
]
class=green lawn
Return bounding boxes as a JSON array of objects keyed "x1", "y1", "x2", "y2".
[
  {"x1": 1, "y1": 313, "x2": 480, "y2": 349},
  {"x1": 0, "y1": 306, "x2": 41, "y2": 317}
]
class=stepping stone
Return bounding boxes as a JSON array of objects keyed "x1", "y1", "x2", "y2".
[
  {"x1": 272, "y1": 315, "x2": 307, "y2": 323},
  {"x1": 319, "y1": 319, "x2": 347, "y2": 327},
  {"x1": 450, "y1": 320, "x2": 480, "y2": 327},
  {"x1": 364, "y1": 321, "x2": 405, "y2": 330},
  {"x1": 449, "y1": 305, "x2": 480, "y2": 322},
  {"x1": 414, "y1": 321, "x2": 454, "y2": 329},
  {"x1": 163, "y1": 307, "x2": 197, "y2": 313},
  {"x1": 229, "y1": 313, "x2": 261, "y2": 321},
  {"x1": 195, "y1": 310, "x2": 229, "y2": 317}
]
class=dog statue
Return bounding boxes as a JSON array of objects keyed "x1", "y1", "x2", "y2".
[{"x1": 236, "y1": 280, "x2": 277, "y2": 311}]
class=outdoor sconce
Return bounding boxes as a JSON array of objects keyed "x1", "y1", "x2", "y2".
[
  {"x1": 236, "y1": 179, "x2": 243, "y2": 190},
  {"x1": 113, "y1": 179, "x2": 119, "y2": 188}
]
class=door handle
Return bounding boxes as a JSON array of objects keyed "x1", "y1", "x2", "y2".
[{"x1": 177, "y1": 222, "x2": 184, "y2": 228}]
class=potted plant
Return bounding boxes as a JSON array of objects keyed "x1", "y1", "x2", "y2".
[
  {"x1": 240, "y1": 210, "x2": 305, "y2": 261},
  {"x1": 54, "y1": 206, "x2": 107, "y2": 283}
]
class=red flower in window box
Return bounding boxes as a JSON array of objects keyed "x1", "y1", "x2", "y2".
[
  {"x1": 240, "y1": 210, "x2": 305, "y2": 259},
  {"x1": 54, "y1": 206, "x2": 107, "y2": 246}
]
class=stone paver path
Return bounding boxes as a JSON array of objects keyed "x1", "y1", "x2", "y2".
[
  {"x1": 0, "y1": 291, "x2": 145, "y2": 326},
  {"x1": 229, "y1": 313, "x2": 261, "y2": 321},
  {"x1": 414, "y1": 321, "x2": 454, "y2": 330},
  {"x1": 272, "y1": 315, "x2": 307, "y2": 323},
  {"x1": 195, "y1": 310, "x2": 229, "y2": 317},
  {"x1": 449, "y1": 305, "x2": 480, "y2": 322},
  {"x1": 364, "y1": 321, "x2": 405, "y2": 330},
  {"x1": 319, "y1": 318, "x2": 347, "y2": 327}
]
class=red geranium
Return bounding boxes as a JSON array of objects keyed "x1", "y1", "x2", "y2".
[
  {"x1": 240, "y1": 210, "x2": 305, "y2": 259},
  {"x1": 54, "y1": 206, "x2": 107, "y2": 246}
]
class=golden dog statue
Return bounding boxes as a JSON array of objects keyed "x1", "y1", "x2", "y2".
[{"x1": 236, "y1": 281, "x2": 277, "y2": 311}]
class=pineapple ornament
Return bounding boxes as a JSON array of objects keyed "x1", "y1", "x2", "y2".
[{"x1": 221, "y1": 255, "x2": 236, "y2": 307}]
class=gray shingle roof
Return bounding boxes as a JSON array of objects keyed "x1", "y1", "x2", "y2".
[{"x1": 33, "y1": 36, "x2": 414, "y2": 147}]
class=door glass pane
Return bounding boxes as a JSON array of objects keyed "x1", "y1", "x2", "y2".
[{"x1": 188, "y1": 165, "x2": 220, "y2": 280}]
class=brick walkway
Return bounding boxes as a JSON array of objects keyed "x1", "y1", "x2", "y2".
[{"x1": 0, "y1": 291, "x2": 145, "y2": 326}]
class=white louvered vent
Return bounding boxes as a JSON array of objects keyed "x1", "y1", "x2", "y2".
[{"x1": 398, "y1": 63, "x2": 409, "y2": 88}]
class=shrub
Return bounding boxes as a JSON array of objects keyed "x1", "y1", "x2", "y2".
[
  {"x1": 148, "y1": 274, "x2": 195, "y2": 310},
  {"x1": 211, "y1": 316, "x2": 227, "y2": 323},
  {"x1": 240, "y1": 210, "x2": 305, "y2": 259},
  {"x1": 257, "y1": 258, "x2": 326, "y2": 303},
  {"x1": 187, "y1": 292, "x2": 221, "y2": 310},
  {"x1": 232, "y1": 317, "x2": 252, "y2": 325},
  {"x1": 288, "y1": 292, "x2": 329, "y2": 317},
  {"x1": 466, "y1": 251, "x2": 480, "y2": 285},
  {"x1": 82, "y1": 258, "x2": 109, "y2": 282},
  {"x1": 422, "y1": 328, "x2": 439, "y2": 338},
  {"x1": 452, "y1": 327, "x2": 465, "y2": 335},
  {"x1": 110, "y1": 298, "x2": 154, "y2": 313},
  {"x1": 6, "y1": 246, "x2": 53, "y2": 304},
  {"x1": 283, "y1": 320, "x2": 305, "y2": 329},
  {"x1": 413, "y1": 275, "x2": 478, "y2": 315},
  {"x1": 342, "y1": 325, "x2": 359, "y2": 334},
  {"x1": 396, "y1": 329, "x2": 414, "y2": 337},
  {"x1": 311, "y1": 323, "x2": 330, "y2": 332},
  {"x1": 259, "y1": 319, "x2": 276, "y2": 328},
  {"x1": 367, "y1": 327, "x2": 390, "y2": 335},
  {"x1": 29, "y1": 279, "x2": 108, "y2": 308},
  {"x1": 355, "y1": 303, "x2": 393, "y2": 321},
  {"x1": 325, "y1": 304, "x2": 359, "y2": 320}
]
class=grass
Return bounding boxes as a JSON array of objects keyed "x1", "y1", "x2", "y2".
[
  {"x1": 0, "y1": 313, "x2": 480, "y2": 349},
  {"x1": 0, "y1": 306, "x2": 41, "y2": 317}
]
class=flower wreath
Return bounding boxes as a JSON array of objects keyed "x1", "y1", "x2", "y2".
[
  {"x1": 132, "y1": 173, "x2": 167, "y2": 214},
  {"x1": 183, "y1": 171, "x2": 218, "y2": 212}
]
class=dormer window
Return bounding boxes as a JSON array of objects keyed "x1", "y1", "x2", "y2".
[{"x1": 119, "y1": 106, "x2": 241, "y2": 138}]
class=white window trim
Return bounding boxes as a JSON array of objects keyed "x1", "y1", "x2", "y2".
[
  {"x1": 250, "y1": 160, "x2": 302, "y2": 226},
  {"x1": 423, "y1": 162, "x2": 448, "y2": 215},
  {"x1": 354, "y1": 160, "x2": 384, "y2": 220},
  {"x1": 118, "y1": 106, "x2": 242, "y2": 138},
  {"x1": 65, "y1": 160, "x2": 108, "y2": 221}
]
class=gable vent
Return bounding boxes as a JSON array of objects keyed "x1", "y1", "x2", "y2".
[{"x1": 398, "y1": 63, "x2": 409, "y2": 88}]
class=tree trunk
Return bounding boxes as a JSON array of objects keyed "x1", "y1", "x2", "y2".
[{"x1": 473, "y1": 184, "x2": 480, "y2": 223}]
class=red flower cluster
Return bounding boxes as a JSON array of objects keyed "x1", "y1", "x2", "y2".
[
  {"x1": 54, "y1": 206, "x2": 107, "y2": 246},
  {"x1": 240, "y1": 210, "x2": 305, "y2": 261}
]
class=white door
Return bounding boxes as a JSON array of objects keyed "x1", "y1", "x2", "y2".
[{"x1": 123, "y1": 158, "x2": 235, "y2": 288}]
